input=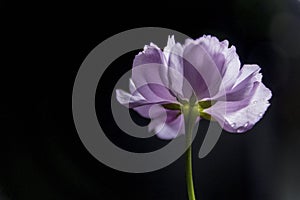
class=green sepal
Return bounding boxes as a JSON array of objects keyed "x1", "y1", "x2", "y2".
[
  {"x1": 162, "y1": 103, "x2": 181, "y2": 110},
  {"x1": 198, "y1": 100, "x2": 215, "y2": 120}
]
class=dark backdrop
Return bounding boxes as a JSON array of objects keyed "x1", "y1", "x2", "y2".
[{"x1": 1, "y1": 0, "x2": 300, "y2": 199}]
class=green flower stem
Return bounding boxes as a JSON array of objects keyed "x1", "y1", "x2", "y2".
[
  {"x1": 186, "y1": 144, "x2": 196, "y2": 200},
  {"x1": 182, "y1": 103, "x2": 199, "y2": 200}
]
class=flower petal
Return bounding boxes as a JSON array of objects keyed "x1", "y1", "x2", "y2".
[
  {"x1": 190, "y1": 35, "x2": 241, "y2": 91},
  {"x1": 163, "y1": 35, "x2": 176, "y2": 62},
  {"x1": 147, "y1": 105, "x2": 184, "y2": 139},
  {"x1": 116, "y1": 89, "x2": 146, "y2": 108},
  {"x1": 182, "y1": 40, "x2": 222, "y2": 99},
  {"x1": 225, "y1": 64, "x2": 261, "y2": 101},
  {"x1": 117, "y1": 79, "x2": 178, "y2": 119},
  {"x1": 205, "y1": 82, "x2": 272, "y2": 133},
  {"x1": 131, "y1": 44, "x2": 177, "y2": 103},
  {"x1": 133, "y1": 43, "x2": 166, "y2": 68},
  {"x1": 213, "y1": 64, "x2": 262, "y2": 101},
  {"x1": 167, "y1": 43, "x2": 194, "y2": 100}
]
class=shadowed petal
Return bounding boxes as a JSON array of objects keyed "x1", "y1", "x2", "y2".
[{"x1": 147, "y1": 105, "x2": 184, "y2": 139}]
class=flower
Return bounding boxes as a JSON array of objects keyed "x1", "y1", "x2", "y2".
[{"x1": 116, "y1": 35, "x2": 272, "y2": 139}]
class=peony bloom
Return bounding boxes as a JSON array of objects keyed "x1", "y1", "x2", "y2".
[{"x1": 116, "y1": 35, "x2": 272, "y2": 139}]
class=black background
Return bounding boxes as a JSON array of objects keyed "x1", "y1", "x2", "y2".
[{"x1": 1, "y1": 0, "x2": 300, "y2": 199}]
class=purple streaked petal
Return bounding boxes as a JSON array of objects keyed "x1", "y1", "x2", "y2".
[
  {"x1": 190, "y1": 35, "x2": 241, "y2": 90},
  {"x1": 129, "y1": 77, "x2": 176, "y2": 104},
  {"x1": 131, "y1": 44, "x2": 169, "y2": 92},
  {"x1": 116, "y1": 86, "x2": 172, "y2": 110},
  {"x1": 182, "y1": 41, "x2": 222, "y2": 99},
  {"x1": 133, "y1": 43, "x2": 166, "y2": 68},
  {"x1": 225, "y1": 64, "x2": 261, "y2": 101},
  {"x1": 204, "y1": 82, "x2": 272, "y2": 133},
  {"x1": 212, "y1": 64, "x2": 262, "y2": 101},
  {"x1": 132, "y1": 43, "x2": 170, "y2": 98},
  {"x1": 135, "y1": 83, "x2": 177, "y2": 103},
  {"x1": 116, "y1": 89, "x2": 173, "y2": 119},
  {"x1": 131, "y1": 63, "x2": 177, "y2": 103},
  {"x1": 167, "y1": 42, "x2": 194, "y2": 100}
]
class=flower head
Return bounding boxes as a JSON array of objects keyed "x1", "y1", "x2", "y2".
[{"x1": 116, "y1": 35, "x2": 272, "y2": 139}]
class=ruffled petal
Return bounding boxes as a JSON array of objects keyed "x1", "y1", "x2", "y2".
[
  {"x1": 117, "y1": 42, "x2": 180, "y2": 120},
  {"x1": 189, "y1": 35, "x2": 241, "y2": 91},
  {"x1": 225, "y1": 64, "x2": 261, "y2": 101},
  {"x1": 133, "y1": 43, "x2": 167, "y2": 68},
  {"x1": 131, "y1": 44, "x2": 179, "y2": 103},
  {"x1": 204, "y1": 82, "x2": 272, "y2": 133},
  {"x1": 213, "y1": 64, "x2": 262, "y2": 101}
]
